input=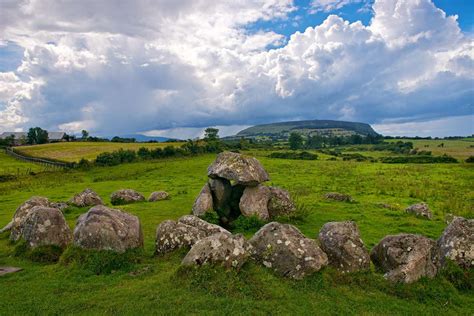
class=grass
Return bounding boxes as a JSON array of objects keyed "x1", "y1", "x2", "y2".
[
  {"x1": 0, "y1": 145, "x2": 473, "y2": 314},
  {"x1": 0, "y1": 151, "x2": 50, "y2": 176},
  {"x1": 15, "y1": 141, "x2": 185, "y2": 162},
  {"x1": 386, "y1": 138, "x2": 474, "y2": 160}
]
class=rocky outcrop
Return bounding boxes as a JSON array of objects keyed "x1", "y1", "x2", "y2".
[
  {"x1": 69, "y1": 188, "x2": 103, "y2": 207},
  {"x1": 155, "y1": 215, "x2": 230, "y2": 255},
  {"x1": 437, "y1": 217, "x2": 473, "y2": 269},
  {"x1": 20, "y1": 206, "x2": 72, "y2": 248},
  {"x1": 370, "y1": 234, "x2": 438, "y2": 283},
  {"x1": 10, "y1": 196, "x2": 52, "y2": 242},
  {"x1": 405, "y1": 203, "x2": 433, "y2": 220},
  {"x1": 192, "y1": 183, "x2": 214, "y2": 216},
  {"x1": 239, "y1": 185, "x2": 270, "y2": 220},
  {"x1": 182, "y1": 233, "x2": 251, "y2": 270},
  {"x1": 74, "y1": 205, "x2": 143, "y2": 253},
  {"x1": 267, "y1": 187, "x2": 296, "y2": 218},
  {"x1": 324, "y1": 192, "x2": 353, "y2": 202},
  {"x1": 148, "y1": 191, "x2": 170, "y2": 202},
  {"x1": 318, "y1": 221, "x2": 370, "y2": 273},
  {"x1": 110, "y1": 189, "x2": 145, "y2": 205},
  {"x1": 250, "y1": 222, "x2": 328, "y2": 279},
  {"x1": 207, "y1": 151, "x2": 270, "y2": 186}
]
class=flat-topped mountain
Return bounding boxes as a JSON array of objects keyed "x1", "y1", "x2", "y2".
[{"x1": 234, "y1": 119, "x2": 378, "y2": 140}]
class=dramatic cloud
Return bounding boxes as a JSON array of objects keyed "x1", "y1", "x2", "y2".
[{"x1": 0, "y1": 0, "x2": 472, "y2": 136}]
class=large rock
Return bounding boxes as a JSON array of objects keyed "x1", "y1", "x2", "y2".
[
  {"x1": 110, "y1": 189, "x2": 145, "y2": 205},
  {"x1": 74, "y1": 205, "x2": 143, "y2": 253},
  {"x1": 318, "y1": 221, "x2": 370, "y2": 273},
  {"x1": 10, "y1": 196, "x2": 52, "y2": 242},
  {"x1": 155, "y1": 215, "x2": 230, "y2": 255},
  {"x1": 370, "y1": 234, "x2": 439, "y2": 283},
  {"x1": 69, "y1": 188, "x2": 103, "y2": 207},
  {"x1": 437, "y1": 217, "x2": 473, "y2": 269},
  {"x1": 250, "y1": 222, "x2": 328, "y2": 279},
  {"x1": 148, "y1": 191, "x2": 170, "y2": 202},
  {"x1": 208, "y1": 178, "x2": 232, "y2": 218},
  {"x1": 267, "y1": 187, "x2": 296, "y2": 218},
  {"x1": 192, "y1": 183, "x2": 214, "y2": 216},
  {"x1": 405, "y1": 203, "x2": 433, "y2": 220},
  {"x1": 324, "y1": 192, "x2": 353, "y2": 202},
  {"x1": 239, "y1": 185, "x2": 270, "y2": 220},
  {"x1": 20, "y1": 206, "x2": 72, "y2": 248},
  {"x1": 182, "y1": 233, "x2": 251, "y2": 270},
  {"x1": 207, "y1": 151, "x2": 270, "y2": 186}
]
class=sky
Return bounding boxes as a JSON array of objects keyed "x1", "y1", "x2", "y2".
[{"x1": 0, "y1": 0, "x2": 473, "y2": 138}]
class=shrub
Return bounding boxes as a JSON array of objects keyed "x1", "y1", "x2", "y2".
[
  {"x1": 137, "y1": 147, "x2": 152, "y2": 160},
  {"x1": 199, "y1": 211, "x2": 220, "y2": 225},
  {"x1": 77, "y1": 158, "x2": 92, "y2": 169},
  {"x1": 230, "y1": 215, "x2": 266, "y2": 233},
  {"x1": 381, "y1": 155, "x2": 458, "y2": 164},
  {"x1": 465, "y1": 156, "x2": 474, "y2": 163},
  {"x1": 269, "y1": 151, "x2": 318, "y2": 160}
]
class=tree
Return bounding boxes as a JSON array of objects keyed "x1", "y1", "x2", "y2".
[
  {"x1": 289, "y1": 132, "x2": 303, "y2": 150},
  {"x1": 27, "y1": 127, "x2": 49, "y2": 145},
  {"x1": 204, "y1": 128, "x2": 219, "y2": 141},
  {"x1": 81, "y1": 130, "x2": 89, "y2": 140}
]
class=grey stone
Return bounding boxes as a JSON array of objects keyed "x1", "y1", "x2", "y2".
[
  {"x1": 239, "y1": 185, "x2": 270, "y2": 220},
  {"x1": 192, "y1": 183, "x2": 214, "y2": 217},
  {"x1": 110, "y1": 189, "x2": 145, "y2": 205},
  {"x1": 69, "y1": 188, "x2": 103, "y2": 207},
  {"x1": 437, "y1": 217, "x2": 473, "y2": 269},
  {"x1": 148, "y1": 191, "x2": 170, "y2": 202},
  {"x1": 10, "y1": 196, "x2": 52, "y2": 242},
  {"x1": 267, "y1": 187, "x2": 296, "y2": 218},
  {"x1": 405, "y1": 203, "x2": 433, "y2": 220},
  {"x1": 0, "y1": 267, "x2": 23, "y2": 276},
  {"x1": 324, "y1": 192, "x2": 353, "y2": 202}
]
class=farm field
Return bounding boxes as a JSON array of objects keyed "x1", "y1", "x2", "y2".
[
  {"x1": 14, "y1": 141, "x2": 185, "y2": 163},
  {"x1": 0, "y1": 147, "x2": 473, "y2": 315},
  {"x1": 0, "y1": 151, "x2": 51, "y2": 176},
  {"x1": 386, "y1": 138, "x2": 474, "y2": 160}
]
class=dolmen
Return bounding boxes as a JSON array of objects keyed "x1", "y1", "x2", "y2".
[{"x1": 191, "y1": 151, "x2": 296, "y2": 223}]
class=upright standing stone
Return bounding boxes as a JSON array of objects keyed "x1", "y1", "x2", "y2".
[
  {"x1": 239, "y1": 185, "x2": 270, "y2": 220},
  {"x1": 192, "y1": 183, "x2": 214, "y2": 216},
  {"x1": 437, "y1": 217, "x2": 473, "y2": 269}
]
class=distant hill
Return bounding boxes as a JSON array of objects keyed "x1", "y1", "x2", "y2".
[{"x1": 233, "y1": 119, "x2": 378, "y2": 140}]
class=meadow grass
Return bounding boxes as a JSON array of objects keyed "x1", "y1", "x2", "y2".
[
  {"x1": 386, "y1": 138, "x2": 474, "y2": 160},
  {"x1": 0, "y1": 150, "x2": 473, "y2": 314},
  {"x1": 0, "y1": 151, "x2": 52, "y2": 176},
  {"x1": 15, "y1": 141, "x2": 185, "y2": 162}
]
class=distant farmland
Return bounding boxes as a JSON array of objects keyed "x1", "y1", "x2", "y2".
[
  {"x1": 15, "y1": 141, "x2": 185, "y2": 163},
  {"x1": 386, "y1": 138, "x2": 474, "y2": 160}
]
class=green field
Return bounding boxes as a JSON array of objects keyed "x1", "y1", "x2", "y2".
[
  {"x1": 0, "y1": 151, "x2": 53, "y2": 176},
  {"x1": 14, "y1": 141, "x2": 185, "y2": 163},
  {"x1": 0, "y1": 147, "x2": 473, "y2": 314},
  {"x1": 386, "y1": 138, "x2": 474, "y2": 160}
]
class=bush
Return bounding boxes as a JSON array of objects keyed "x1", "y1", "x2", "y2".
[
  {"x1": 381, "y1": 155, "x2": 458, "y2": 164},
  {"x1": 465, "y1": 156, "x2": 474, "y2": 163},
  {"x1": 137, "y1": 147, "x2": 152, "y2": 160},
  {"x1": 269, "y1": 151, "x2": 318, "y2": 160},
  {"x1": 77, "y1": 158, "x2": 92, "y2": 169},
  {"x1": 230, "y1": 215, "x2": 266, "y2": 233},
  {"x1": 199, "y1": 211, "x2": 220, "y2": 225}
]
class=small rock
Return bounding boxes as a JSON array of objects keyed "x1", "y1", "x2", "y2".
[
  {"x1": 110, "y1": 189, "x2": 145, "y2": 205},
  {"x1": 437, "y1": 217, "x2": 473, "y2": 269},
  {"x1": 0, "y1": 267, "x2": 23, "y2": 276},
  {"x1": 74, "y1": 205, "x2": 143, "y2": 253},
  {"x1": 250, "y1": 222, "x2": 328, "y2": 279},
  {"x1": 192, "y1": 183, "x2": 214, "y2": 216},
  {"x1": 182, "y1": 233, "x2": 251, "y2": 270},
  {"x1": 324, "y1": 192, "x2": 353, "y2": 202},
  {"x1": 267, "y1": 187, "x2": 296, "y2": 218},
  {"x1": 370, "y1": 233, "x2": 438, "y2": 283},
  {"x1": 69, "y1": 188, "x2": 103, "y2": 207},
  {"x1": 405, "y1": 203, "x2": 433, "y2": 220},
  {"x1": 239, "y1": 185, "x2": 270, "y2": 220},
  {"x1": 318, "y1": 221, "x2": 370, "y2": 273},
  {"x1": 148, "y1": 191, "x2": 170, "y2": 202}
]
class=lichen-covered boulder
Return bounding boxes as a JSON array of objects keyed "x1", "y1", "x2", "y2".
[
  {"x1": 324, "y1": 192, "x2": 353, "y2": 202},
  {"x1": 370, "y1": 234, "x2": 439, "y2": 283},
  {"x1": 20, "y1": 206, "x2": 72, "y2": 248},
  {"x1": 50, "y1": 202, "x2": 69, "y2": 211},
  {"x1": 74, "y1": 205, "x2": 143, "y2": 253},
  {"x1": 437, "y1": 217, "x2": 473, "y2": 269},
  {"x1": 155, "y1": 215, "x2": 230, "y2": 255},
  {"x1": 10, "y1": 196, "x2": 52, "y2": 241},
  {"x1": 148, "y1": 191, "x2": 170, "y2": 202},
  {"x1": 318, "y1": 221, "x2": 370, "y2": 273},
  {"x1": 405, "y1": 203, "x2": 433, "y2": 220},
  {"x1": 182, "y1": 233, "x2": 252, "y2": 270},
  {"x1": 110, "y1": 189, "x2": 145, "y2": 205},
  {"x1": 267, "y1": 187, "x2": 296, "y2": 218},
  {"x1": 192, "y1": 183, "x2": 214, "y2": 216},
  {"x1": 207, "y1": 151, "x2": 270, "y2": 186},
  {"x1": 69, "y1": 188, "x2": 103, "y2": 207},
  {"x1": 239, "y1": 185, "x2": 270, "y2": 220},
  {"x1": 250, "y1": 222, "x2": 328, "y2": 279}
]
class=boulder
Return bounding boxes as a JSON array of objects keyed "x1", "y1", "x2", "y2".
[
  {"x1": 437, "y1": 217, "x2": 473, "y2": 269},
  {"x1": 318, "y1": 221, "x2": 370, "y2": 273},
  {"x1": 370, "y1": 234, "x2": 439, "y2": 283},
  {"x1": 208, "y1": 178, "x2": 232, "y2": 218},
  {"x1": 207, "y1": 151, "x2": 270, "y2": 186},
  {"x1": 20, "y1": 206, "x2": 72, "y2": 248},
  {"x1": 182, "y1": 233, "x2": 251, "y2": 270},
  {"x1": 324, "y1": 192, "x2": 353, "y2": 202},
  {"x1": 74, "y1": 205, "x2": 143, "y2": 253},
  {"x1": 405, "y1": 203, "x2": 433, "y2": 220},
  {"x1": 155, "y1": 215, "x2": 230, "y2": 255},
  {"x1": 267, "y1": 187, "x2": 296, "y2": 218},
  {"x1": 50, "y1": 202, "x2": 69, "y2": 211},
  {"x1": 192, "y1": 183, "x2": 214, "y2": 216},
  {"x1": 239, "y1": 185, "x2": 270, "y2": 220},
  {"x1": 10, "y1": 196, "x2": 52, "y2": 242},
  {"x1": 110, "y1": 189, "x2": 145, "y2": 205},
  {"x1": 148, "y1": 191, "x2": 170, "y2": 202},
  {"x1": 250, "y1": 222, "x2": 328, "y2": 279},
  {"x1": 69, "y1": 188, "x2": 103, "y2": 207}
]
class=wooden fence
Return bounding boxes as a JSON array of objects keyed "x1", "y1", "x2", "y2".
[{"x1": 5, "y1": 147, "x2": 74, "y2": 169}]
